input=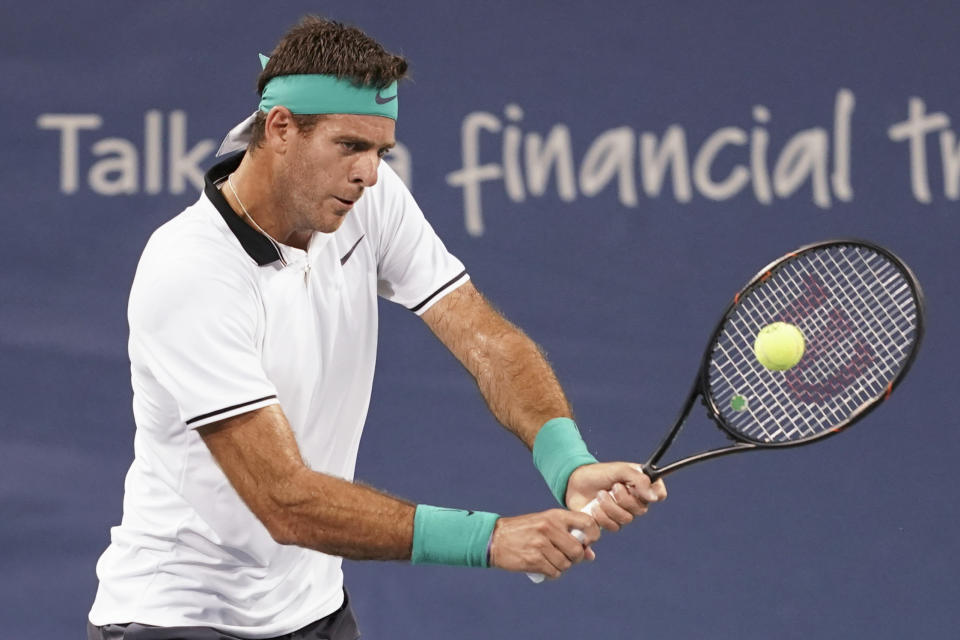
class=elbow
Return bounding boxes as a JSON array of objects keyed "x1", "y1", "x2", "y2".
[
  {"x1": 263, "y1": 511, "x2": 299, "y2": 546},
  {"x1": 255, "y1": 468, "x2": 314, "y2": 546},
  {"x1": 256, "y1": 485, "x2": 304, "y2": 546}
]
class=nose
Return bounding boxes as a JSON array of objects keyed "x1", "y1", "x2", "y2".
[{"x1": 350, "y1": 152, "x2": 380, "y2": 187}]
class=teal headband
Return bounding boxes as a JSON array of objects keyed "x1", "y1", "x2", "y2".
[{"x1": 257, "y1": 54, "x2": 398, "y2": 120}]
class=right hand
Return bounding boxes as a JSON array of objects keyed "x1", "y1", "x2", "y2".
[
  {"x1": 566, "y1": 463, "x2": 667, "y2": 532},
  {"x1": 488, "y1": 509, "x2": 601, "y2": 579}
]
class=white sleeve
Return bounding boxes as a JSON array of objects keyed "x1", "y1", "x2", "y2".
[
  {"x1": 128, "y1": 247, "x2": 279, "y2": 429},
  {"x1": 372, "y1": 162, "x2": 469, "y2": 315}
]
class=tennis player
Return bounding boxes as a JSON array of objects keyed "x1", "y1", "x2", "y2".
[{"x1": 87, "y1": 15, "x2": 666, "y2": 640}]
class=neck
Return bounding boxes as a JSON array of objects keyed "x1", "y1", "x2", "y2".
[{"x1": 222, "y1": 153, "x2": 312, "y2": 251}]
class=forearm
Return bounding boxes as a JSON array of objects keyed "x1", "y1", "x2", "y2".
[
  {"x1": 208, "y1": 425, "x2": 494, "y2": 566},
  {"x1": 278, "y1": 473, "x2": 601, "y2": 575},
  {"x1": 423, "y1": 283, "x2": 571, "y2": 448},
  {"x1": 470, "y1": 326, "x2": 571, "y2": 447},
  {"x1": 267, "y1": 469, "x2": 415, "y2": 560},
  {"x1": 200, "y1": 407, "x2": 415, "y2": 561}
]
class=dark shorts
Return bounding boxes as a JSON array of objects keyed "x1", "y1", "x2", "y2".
[{"x1": 87, "y1": 589, "x2": 360, "y2": 640}]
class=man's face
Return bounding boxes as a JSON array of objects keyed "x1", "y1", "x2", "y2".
[{"x1": 275, "y1": 114, "x2": 396, "y2": 234}]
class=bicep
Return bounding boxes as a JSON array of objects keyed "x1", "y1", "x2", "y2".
[{"x1": 198, "y1": 404, "x2": 309, "y2": 536}]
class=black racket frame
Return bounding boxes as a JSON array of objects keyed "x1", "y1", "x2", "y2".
[{"x1": 640, "y1": 239, "x2": 926, "y2": 481}]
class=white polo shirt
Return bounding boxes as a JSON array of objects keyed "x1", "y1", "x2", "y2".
[{"x1": 89, "y1": 153, "x2": 469, "y2": 638}]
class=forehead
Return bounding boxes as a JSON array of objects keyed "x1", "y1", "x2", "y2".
[{"x1": 315, "y1": 113, "x2": 396, "y2": 145}]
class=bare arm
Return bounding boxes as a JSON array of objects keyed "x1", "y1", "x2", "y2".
[
  {"x1": 421, "y1": 281, "x2": 570, "y2": 449},
  {"x1": 199, "y1": 402, "x2": 601, "y2": 576},
  {"x1": 199, "y1": 404, "x2": 415, "y2": 560},
  {"x1": 422, "y1": 281, "x2": 667, "y2": 529}
]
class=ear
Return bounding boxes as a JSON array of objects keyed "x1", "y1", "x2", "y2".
[{"x1": 263, "y1": 106, "x2": 295, "y2": 152}]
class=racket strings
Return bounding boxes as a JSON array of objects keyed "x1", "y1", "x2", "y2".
[
  {"x1": 720, "y1": 286, "x2": 847, "y2": 438},
  {"x1": 831, "y1": 251, "x2": 916, "y2": 358},
  {"x1": 766, "y1": 247, "x2": 914, "y2": 432},
  {"x1": 790, "y1": 257, "x2": 885, "y2": 394},
  {"x1": 804, "y1": 251, "x2": 915, "y2": 385},
  {"x1": 708, "y1": 244, "x2": 920, "y2": 443}
]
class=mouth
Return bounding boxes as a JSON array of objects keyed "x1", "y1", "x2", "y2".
[{"x1": 335, "y1": 189, "x2": 364, "y2": 205}]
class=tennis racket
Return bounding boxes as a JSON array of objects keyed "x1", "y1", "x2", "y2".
[{"x1": 529, "y1": 238, "x2": 925, "y2": 583}]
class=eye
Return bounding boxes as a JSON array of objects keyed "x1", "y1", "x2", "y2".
[
  {"x1": 340, "y1": 141, "x2": 357, "y2": 152},
  {"x1": 378, "y1": 148, "x2": 392, "y2": 159}
]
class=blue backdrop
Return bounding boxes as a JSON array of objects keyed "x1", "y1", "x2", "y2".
[{"x1": 2, "y1": 1, "x2": 957, "y2": 638}]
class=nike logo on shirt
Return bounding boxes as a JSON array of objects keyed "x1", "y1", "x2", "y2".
[{"x1": 340, "y1": 235, "x2": 365, "y2": 265}]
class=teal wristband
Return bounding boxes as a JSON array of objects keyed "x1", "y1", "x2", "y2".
[
  {"x1": 532, "y1": 417, "x2": 599, "y2": 506},
  {"x1": 411, "y1": 505, "x2": 499, "y2": 568}
]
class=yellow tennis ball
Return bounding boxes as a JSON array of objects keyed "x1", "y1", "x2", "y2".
[{"x1": 754, "y1": 322, "x2": 806, "y2": 371}]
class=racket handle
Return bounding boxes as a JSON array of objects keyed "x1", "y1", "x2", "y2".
[{"x1": 526, "y1": 496, "x2": 601, "y2": 583}]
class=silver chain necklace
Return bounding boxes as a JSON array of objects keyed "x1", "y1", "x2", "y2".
[{"x1": 227, "y1": 174, "x2": 280, "y2": 244}]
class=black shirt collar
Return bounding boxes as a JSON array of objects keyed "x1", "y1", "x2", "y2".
[{"x1": 204, "y1": 153, "x2": 283, "y2": 266}]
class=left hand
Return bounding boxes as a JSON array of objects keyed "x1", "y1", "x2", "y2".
[{"x1": 564, "y1": 462, "x2": 667, "y2": 532}]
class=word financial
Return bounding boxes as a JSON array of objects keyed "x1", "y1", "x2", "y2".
[
  {"x1": 447, "y1": 89, "x2": 960, "y2": 236},
  {"x1": 447, "y1": 91, "x2": 855, "y2": 236}
]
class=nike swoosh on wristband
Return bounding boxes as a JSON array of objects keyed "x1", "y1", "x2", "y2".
[
  {"x1": 340, "y1": 234, "x2": 365, "y2": 265},
  {"x1": 375, "y1": 89, "x2": 397, "y2": 105}
]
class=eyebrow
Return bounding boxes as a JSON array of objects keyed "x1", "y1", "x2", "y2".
[{"x1": 336, "y1": 135, "x2": 396, "y2": 151}]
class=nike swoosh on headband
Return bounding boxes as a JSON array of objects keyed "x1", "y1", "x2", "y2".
[{"x1": 375, "y1": 88, "x2": 397, "y2": 104}]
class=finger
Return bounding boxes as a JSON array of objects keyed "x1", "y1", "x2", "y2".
[
  {"x1": 610, "y1": 482, "x2": 648, "y2": 516},
  {"x1": 628, "y1": 464, "x2": 662, "y2": 502},
  {"x1": 583, "y1": 545, "x2": 596, "y2": 562},
  {"x1": 550, "y1": 525, "x2": 589, "y2": 564},
  {"x1": 592, "y1": 513, "x2": 621, "y2": 533},
  {"x1": 528, "y1": 536, "x2": 569, "y2": 579},
  {"x1": 541, "y1": 541, "x2": 575, "y2": 575},
  {"x1": 596, "y1": 488, "x2": 635, "y2": 527},
  {"x1": 585, "y1": 494, "x2": 621, "y2": 532},
  {"x1": 536, "y1": 556, "x2": 563, "y2": 580},
  {"x1": 540, "y1": 510, "x2": 591, "y2": 560},
  {"x1": 651, "y1": 478, "x2": 668, "y2": 501},
  {"x1": 569, "y1": 508, "x2": 603, "y2": 542}
]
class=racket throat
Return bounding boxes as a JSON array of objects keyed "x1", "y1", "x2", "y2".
[
  {"x1": 645, "y1": 442, "x2": 757, "y2": 479},
  {"x1": 642, "y1": 377, "x2": 757, "y2": 481},
  {"x1": 643, "y1": 380, "x2": 702, "y2": 478}
]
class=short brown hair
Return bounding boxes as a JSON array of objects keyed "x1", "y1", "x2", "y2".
[{"x1": 248, "y1": 15, "x2": 409, "y2": 150}]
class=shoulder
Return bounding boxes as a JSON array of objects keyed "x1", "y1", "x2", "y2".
[
  {"x1": 130, "y1": 200, "x2": 260, "y2": 323},
  {"x1": 139, "y1": 198, "x2": 256, "y2": 283}
]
